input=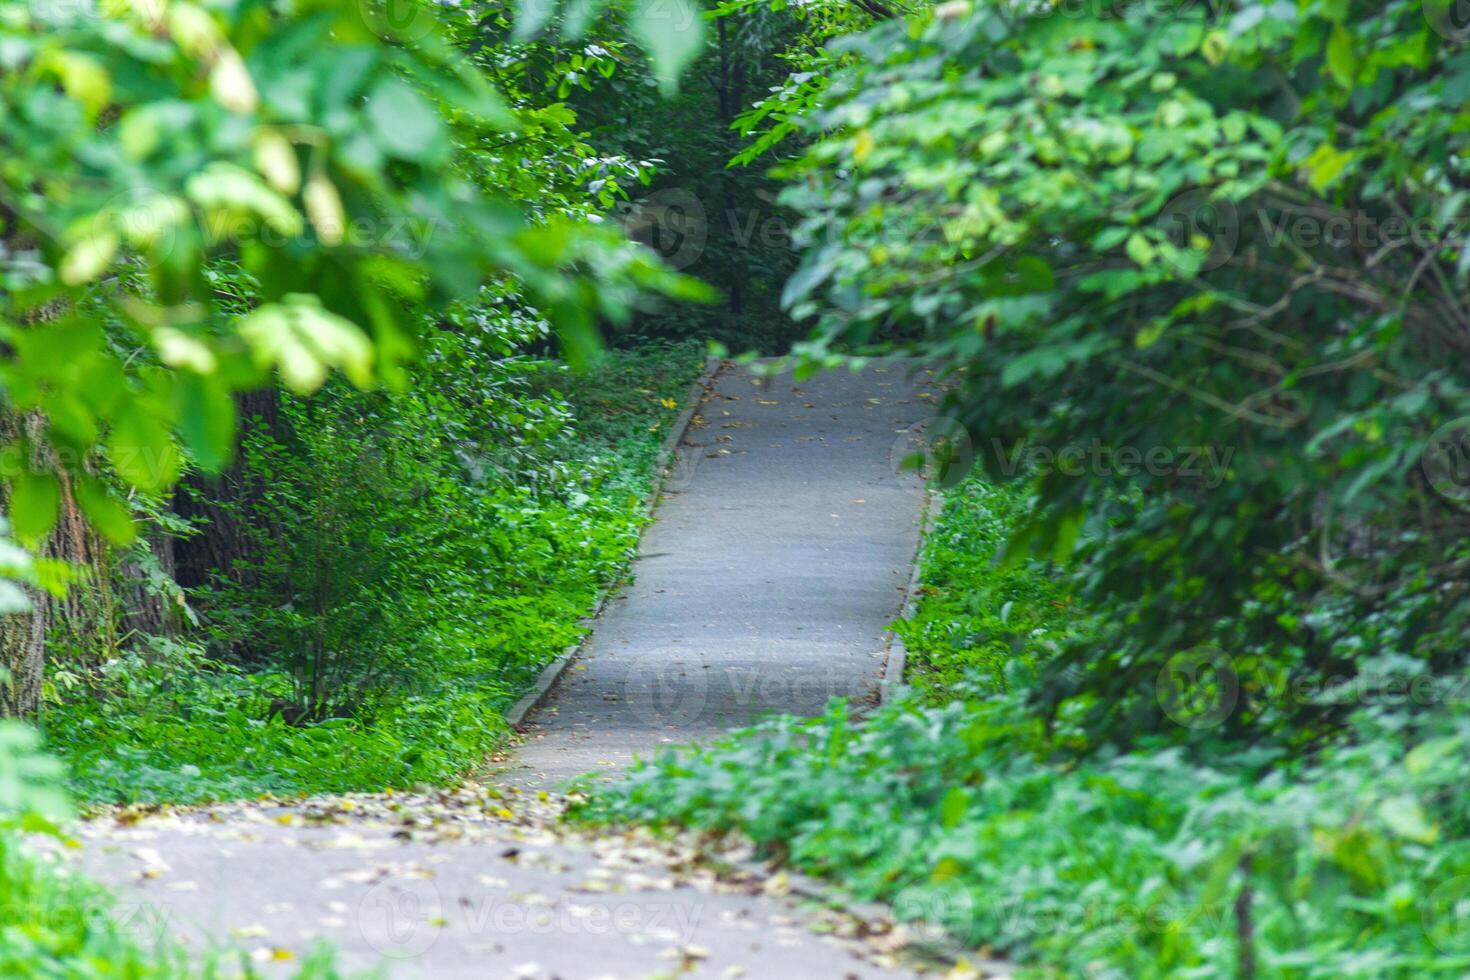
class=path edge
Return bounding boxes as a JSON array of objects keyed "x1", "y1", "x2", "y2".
[
  {"x1": 879, "y1": 487, "x2": 942, "y2": 705},
  {"x1": 754, "y1": 857, "x2": 1015, "y2": 976},
  {"x1": 507, "y1": 356, "x2": 725, "y2": 729}
]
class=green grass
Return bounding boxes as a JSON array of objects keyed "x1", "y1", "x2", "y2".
[
  {"x1": 41, "y1": 344, "x2": 706, "y2": 805},
  {"x1": 895, "y1": 478, "x2": 1082, "y2": 700}
]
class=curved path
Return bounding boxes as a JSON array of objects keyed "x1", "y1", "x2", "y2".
[
  {"x1": 62, "y1": 361, "x2": 947, "y2": 980},
  {"x1": 506, "y1": 359, "x2": 932, "y2": 788}
]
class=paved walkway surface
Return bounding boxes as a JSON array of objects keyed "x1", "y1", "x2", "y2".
[
  {"x1": 60, "y1": 361, "x2": 945, "y2": 979},
  {"x1": 505, "y1": 360, "x2": 931, "y2": 789}
]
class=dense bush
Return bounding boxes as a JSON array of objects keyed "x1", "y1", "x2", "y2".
[{"x1": 779, "y1": 0, "x2": 1470, "y2": 745}]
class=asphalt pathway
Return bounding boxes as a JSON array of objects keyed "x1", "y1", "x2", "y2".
[
  {"x1": 505, "y1": 360, "x2": 932, "y2": 789},
  {"x1": 62, "y1": 361, "x2": 950, "y2": 980}
]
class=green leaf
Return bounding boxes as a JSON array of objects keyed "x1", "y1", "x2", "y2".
[
  {"x1": 631, "y1": 0, "x2": 706, "y2": 96},
  {"x1": 186, "y1": 162, "x2": 303, "y2": 239},
  {"x1": 1125, "y1": 233, "x2": 1156, "y2": 268},
  {"x1": 9, "y1": 470, "x2": 60, "y2": 545},
  {"x1": 1301, "y1": 143, "x2": 1355, "y2": 192},
  {"x1": 1135, "y1": 319, "x2": 1168, "y2": 349},
  {"x1": 238, "y1": 295, "x2": 375, "y2": 393},
  {"x1": 1378, "y1": 795, "x2": 1437, "y2": 844},
  {"x1": 108, "y1": 405, "x2": 181, "y2": 493},
  {"x1": 1405, "y1": 736, "x2": 1460, "y2": 776},
  {"x1": 1325, "y1": 25, "x2": 1356, "y2": 88},
  {"x1": 513, "y1": 0, "x2": 557, "y2": 39},
  {"x1": 176, "y1": 373, "x2": 236, "y2": 473},
  {"x1": 73, "y1": 475, "x2": 136, "y2": 546},
  {"x1": 939, "y1": 786, "x2": 967, "y2": 829},
  {"x1": 367, "y1": 78, "x2": 446, "y2": 163}
]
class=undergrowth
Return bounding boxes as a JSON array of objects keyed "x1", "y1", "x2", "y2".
[
  {"x1": 42, "y1": 343, "x2": 704, "y2": 804},
  {"x1": 895, "y1": 479, "x2": 1083, "y2": 701}
]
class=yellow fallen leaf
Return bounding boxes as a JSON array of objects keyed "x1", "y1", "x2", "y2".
[{"x1": 762, "y1": 871, "x2": 791, "y2": 896}]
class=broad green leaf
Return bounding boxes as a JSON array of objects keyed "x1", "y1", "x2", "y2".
[
  {"x1": 1325, "y1": 25, "x2": 1356, "y2": 88},
  {"x1": 186, "y1": 162, "x2": 303, "y2": 240},
  {"x1": 1378, "y1": 795, "x2": 1437, "y2": 844},
  {"x1": 939, "y1": 786, "x2": 967, "y2": 828},
  {"x1": 9, "y1": 470, "x2": 60, "y2": 544},
  {"x1": 59, "y1": 230, "x2": 117, "y2": 286},
  {"x1": 631, "y1": 0, "x2": 705, "y2": 96},
  {"x1": 73, "y1": 475, "x2": 136, "y2": 546},
  {"x1": 176, "y1": 373, "x2": 236, "y2": 473},
  {"x1": 107, "y1": 406, "x2": 181, "y2": 493},
  {"x1": 367, "y1": 78, "x2": 446, "y2": 163},
  {"x1": 238, "y1": 296, "x2": 374, "y2": 393}
]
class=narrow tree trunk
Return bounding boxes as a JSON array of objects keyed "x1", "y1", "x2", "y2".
[{"x1": 0, "y1": 411, "x2": 95, "y2": 717}]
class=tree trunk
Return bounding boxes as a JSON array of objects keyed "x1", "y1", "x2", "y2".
[
  {"x1": 173, "y1": 387, "x2": 280, "y2": 592},
  {"x1": 0, "y1": 411, "x2": 96, "y2": 717}
]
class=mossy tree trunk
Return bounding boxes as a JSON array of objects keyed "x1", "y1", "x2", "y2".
[{"x1": 0, "y1": 410, "x2": 96, "y2": 717}]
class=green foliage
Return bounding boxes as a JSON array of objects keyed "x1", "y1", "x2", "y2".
[
  {"x1": 0, "y1": 0, "x2": 700, "y2": 552},
  {"x1": 44, "y1": 344, "x2": 704, "y2": 804},
  {"x1": 579, "y1": 686, "x2": 1470, "y2": 977},
  {"x1": 578, "y1": 471, "x2": 1470, "y2": 974},
  {"x1": 529, "y1": 0, "x2": 906, "y2": 353},
  {"x1": 0, "y1": 723, "x2": 170, "y2": 973},
  {"x1": 776, "y1": 0, "x2": 1470, "y2": 744},
  {"x1": 895, "y1": 478, "x2": 1083, "y2": 701}
]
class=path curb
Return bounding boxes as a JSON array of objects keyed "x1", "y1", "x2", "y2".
[
  {"x1": 507, "y1": 356, "x2": 725, "y2": 730},
  {"x1": 880, "y1": 487, "x2": 942, "y2": 705},
  {"x1": 719, "y1": 851, "x2": 1014, "y2": 977}
]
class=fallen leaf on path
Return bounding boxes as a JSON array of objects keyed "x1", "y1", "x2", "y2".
[{"x1": 230, "y1": 924, "x2": 269, "y2": 939}]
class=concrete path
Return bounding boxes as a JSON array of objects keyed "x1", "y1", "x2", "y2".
[
  {"x1": 505, "y1": 360, "x2": 932, "y2": 789},
  {"x1": 63, "y1": 789, "x2": 935, "y2": 979},
  {"x1": 61, "y1": 361, "x2": 946, "y2": 980}
]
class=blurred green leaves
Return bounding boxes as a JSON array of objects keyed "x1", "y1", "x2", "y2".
[{"x1": 0, "y1": 0, "x2": 704, "y2": 550}]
